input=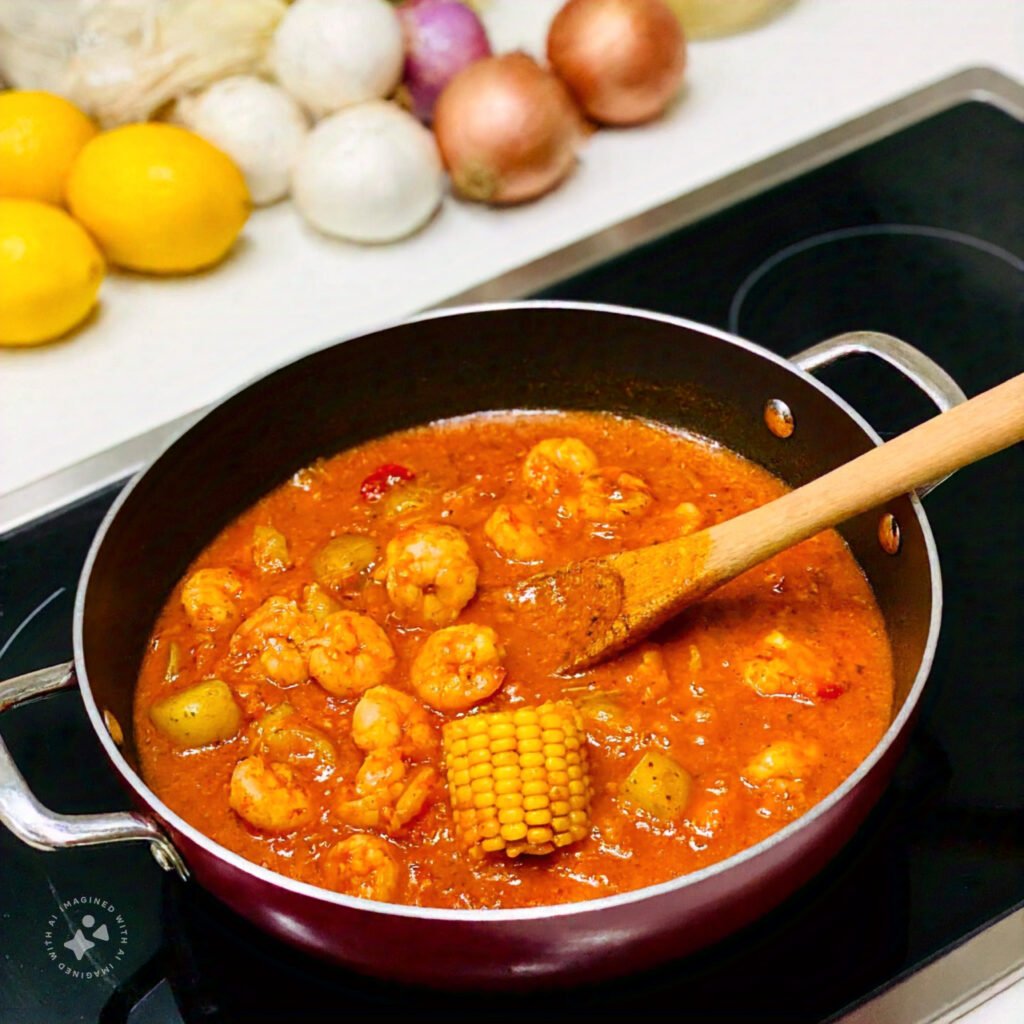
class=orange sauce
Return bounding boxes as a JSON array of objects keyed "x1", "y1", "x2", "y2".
[{"x1": 135, "y1": 411, "x2": 893, "y2": 909}]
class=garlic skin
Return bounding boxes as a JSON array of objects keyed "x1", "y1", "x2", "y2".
[
  {"x1": 270, "y1": 0, "x2": 404, "y2": 117},
  {"x1": 176, "y1": 76, "x2": 308, "y2": 205},
  {"x1": 292, "y1": 101, "x2": 444, "y2": 243}
]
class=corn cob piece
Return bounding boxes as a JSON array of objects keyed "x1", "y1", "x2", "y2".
[{"x1": 442, "y1": 701, "x2": 591, "y2": 859}]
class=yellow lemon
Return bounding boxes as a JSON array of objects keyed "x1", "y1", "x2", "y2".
[
  {"x1": 66, "y1": 123, "x2": 250, "y2": 274},
  {"x1": 0, "y1": 90, "x2": 97, "y2": 204},
  {"x1": 0, "y1": 199, "x2": 105, "y2": 346}
]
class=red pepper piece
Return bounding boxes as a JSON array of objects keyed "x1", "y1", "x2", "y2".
[
  {"x1": 360, "y1": 463, "x2": 415, "y2": 502},
  {"x1": 816, "y1": 683, "x2": 845, "y2": 701}
]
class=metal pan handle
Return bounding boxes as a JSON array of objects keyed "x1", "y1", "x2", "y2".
[
  {"x1": 0, "y1": 662, "x2": 188, "y2": 879},
  {"x1": 791, "y1": 330, "x2": 968, "y2": 495}
]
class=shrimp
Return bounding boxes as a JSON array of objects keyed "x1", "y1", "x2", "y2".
[
  {"x1": 382, "y1": 523, "x2": 479, "y2": 627},
  {"x1": 674, "y1": 502, "x2": 703, "y2": 536},
  {"x1": 579, "y1": 468, "x2": 653, "y2": 522},
  {"x1": 322, "y1": 835, "x2": 401, "y2": 902},
  {"x1": 742, "y1": 630, "x2": 842, "y2": 702},
  {"x1": 229, "y1": 756, "x2": 314, "y2": 832},
  {"x1": 624, "y1": 646, "x2": 672, "y2": 702},
  {"x1": 181, "y1": 568, "x2": 247, "y2": 632},
  {"x1": 335, "y1": 752, "x2": 438, "y2": 833},
  {"x1": 521, "y1": 437, "x2": 598, "y2": 495},
  {"x1": 252, "y1": 525, "x2": 292, "y2": 573},
  {"x1": 409, "y1": 623, "x2": 506, "y2": 711},
  {"x1": 232, "y1": 596, "x2": 316, "y2": 687},
  {"x1": 744, "y1": 739, "x2": 823, "y2": 807},
  {"x1": 484, "y1": 503, "x2": 546, "y2": 562},
  {"x1": 306, "y1": 611, "x2": 396, "y2": 697},
  {"x1": 351, "y1": 686, "x2": 437, "y2": 760},
  {"x1": 745, "y1": 739, "x2": 822, "y2": 784}
]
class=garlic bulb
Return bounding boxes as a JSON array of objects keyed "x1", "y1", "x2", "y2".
[
  {"x1": 270, "y1": 0, "x2": 404, "y2": 118},
  {"x1": 176, "y1": 76, "x2": 308, "y2": 205},
  {"x1": 0, "y1": 0, "x2": 287, "y2": 127},
  {"x1": 292, "y1": 101, "x2": 444, "y2": 243}
]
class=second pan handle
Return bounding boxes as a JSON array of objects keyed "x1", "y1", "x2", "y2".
[{"x1": 792, "y1": 330, "x2": 968, "y2": 495}]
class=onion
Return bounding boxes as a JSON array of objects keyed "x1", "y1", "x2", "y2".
[
  {"x1": 292, "y1": 102, "x2": 444, "y2": 243},
  {"x1": 398, "y1": 0, "x2": 492, "y2": 123},
  {"x1": 547, "y1": 0, "x2": 687, "y2": 126},
  {"x1": 433, "y1": 53, "x2": 583, "y2": 205}
]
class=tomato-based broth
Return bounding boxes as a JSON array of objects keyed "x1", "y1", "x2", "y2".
[{"x1": 134, "y1": 411, "x2": 893, "y2": 909}]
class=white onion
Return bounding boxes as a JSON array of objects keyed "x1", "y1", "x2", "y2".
[
  {"x1": 270, "y1": 0, "x2": 404, "y2": 117},
  {"x1": 292, "y1": 101, "x2": 444, "y2": 243},
  {"x1": 175, "y1": 76, "x2": 308, "y2": 205}
]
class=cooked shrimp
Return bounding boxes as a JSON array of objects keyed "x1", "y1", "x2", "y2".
[
  {"x1": 579, "y1": 468, "x2": 653, "y2": 522},
  {"x1": 322, "y1": 835, "x2": 401, "y2": 902},
  {"x1": 252, "y1": 525, "x2": 292, "y2": 573},
  {"x1": 744, "y1": 739, "x2": 823, "y2": 808},
  {"x1": 351, "y1": 686, "x2": 437, "y2": 759},
  {"x1": 521, "y1": 437, "x2": 598, "y2": 495},
  {"x1": 484, "y1": 503, "x2": 546, "y2": 562},
  {"x1": 181, "y1": 568, "x2": 247, "y2": 632},
  {"x1": 674, "y1": 502, "x2": 703, "y2": 536},
  {"x1": 745, "y1": 739, "x2": 822, "y2": 785},
  {"x1": 229, "y1": 756, "x2": 314, "y2": 832},
  {"x1": 335, "y1": 752, "x2": 438, "y2": 833},
  {"x1": 232, "y1": 596, "x2": 316, "y2": 687},
  {"x1": 742, "y1": 630, "x2": 841, "y2": 702},
  {"x1": 409, "y1": 623, "x2": 506, "y2": 711},
  {"x1": 382, "y1": 523, "x2": 479, "y2": 627},
  {"x1": 306, "y1": 611, "x2": 396, "y2": 697},
  {"x1": 624, "y1": 646, "x2": 672, "y2": 702}
]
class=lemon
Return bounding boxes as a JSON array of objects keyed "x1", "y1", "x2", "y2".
[
  {"x1": 0, "y1": 90, "x2": 97, "y2": 205},
  {"x1": 66, "y1": 123, "x2": 250, "y2": 274},
  {"x1": 0, "y1": 199, "x2": 105, "y2": 346}
]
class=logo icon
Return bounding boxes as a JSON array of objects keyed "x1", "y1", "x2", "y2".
[{"x1": 44, "y1": 896, "x2": 129, "y2": 980}]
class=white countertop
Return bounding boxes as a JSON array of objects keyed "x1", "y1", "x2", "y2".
[
  {"x1": 2, "y1": 0, "x2": 1022, "y2": 498},
  {"x1": 0, "y1": 4, "x2": 1021, "y2": 1016}
]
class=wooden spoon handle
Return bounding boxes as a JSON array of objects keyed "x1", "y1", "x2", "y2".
[{"x1": 703, "y1": 372, "x2": 1024, "y2": 585}]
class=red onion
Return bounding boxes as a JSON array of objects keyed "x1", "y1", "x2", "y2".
[
  {"x1": 433, "y1": 52, "x2": 583, "y2": 205},
  {"x1": 398, "y1": 0, "x2": 492, "y2": 123},
  {"x1": 548, "y1": 0, "x2": 687, "y2": 126}
]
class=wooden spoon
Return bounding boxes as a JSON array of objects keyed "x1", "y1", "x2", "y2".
[{"x1": 512, "y1": 372, "x2": 1024, "y2": 674}]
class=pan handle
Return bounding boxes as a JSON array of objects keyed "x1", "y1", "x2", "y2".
[
  {"x1": 0, "y1": 662, "x2": 188, "y2": 880},
  {"x1": 791, "y1": 330, "x2": 968, "y2": 495}
]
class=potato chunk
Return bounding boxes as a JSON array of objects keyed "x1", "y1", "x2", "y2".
[
  {"x1": 621, "y1": 748, "x2": 693, "y2": 821},
  {"x1": 150, "y1": 679, "x2": 242, "y2": 748},
  {"x1": 252, "y1": 525, "x2": 292, "y2": 573},
  {"x1": 313, "y1": 534, "x2": 377, "y2": 589}
]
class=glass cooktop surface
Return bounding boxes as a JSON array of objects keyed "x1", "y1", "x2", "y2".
[{"x1": 1, "y1": 92, "x2": 1021, "y2": 1023}]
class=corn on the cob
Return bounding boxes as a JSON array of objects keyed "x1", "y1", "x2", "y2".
[{"x1": 442, "y1": 701, "x2": 591, "y2": 858}]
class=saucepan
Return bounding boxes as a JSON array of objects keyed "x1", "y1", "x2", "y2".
[{"x1": 0, "y1": 302, "x2": 967, "y2": 987}]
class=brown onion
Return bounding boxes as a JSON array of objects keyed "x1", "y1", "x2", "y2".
[
  {"x1": 433, "y1": 52, "x2": 583, "y2": 204},
  {"x1": 547, "y1": 0, "x2": 687, "y2": 126}
]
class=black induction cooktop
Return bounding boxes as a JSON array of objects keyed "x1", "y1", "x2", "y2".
[{"x1": 1, "y1": 80, "x2": 1022, "y2": 1024}]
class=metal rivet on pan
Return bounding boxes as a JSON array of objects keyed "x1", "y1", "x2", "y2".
[
  {"x1": 764, "y1": 399, "x2": 794, "y2": 438},
  {"x1": 878, "y1": 512, "x2": 901, "y2": 554}
]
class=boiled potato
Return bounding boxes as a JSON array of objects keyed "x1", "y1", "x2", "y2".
[
  {"x1": 621, "y1": 748, "x2": 693, "y2": 821},
  {"x1": 313, "y1": 534, "x2": 377, "y2": 589},
  {"x1": 150, "y1": 679, "x2": 241, "y2": 748},
  {"x1": 252, "y1": 525, "x2": 292, "y2": 573}
]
